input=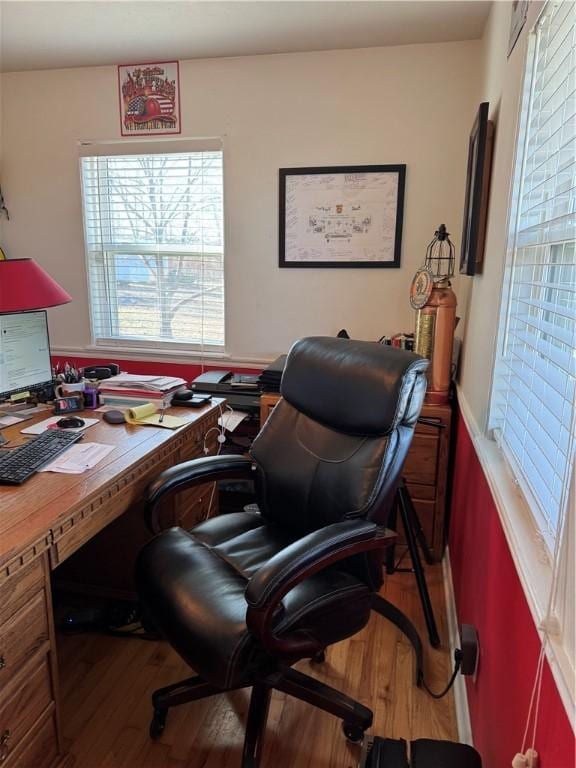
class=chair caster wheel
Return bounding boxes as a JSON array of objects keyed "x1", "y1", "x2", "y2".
[
  {"x1": 311, "y1": 650, "x2": 326, "y2": 664},
  {"x1": 342, "y1": 722, "x2": 366, "y2": 743},
  {"x1": 150, "y1": 708, "x2": 167, "y2": 740}
]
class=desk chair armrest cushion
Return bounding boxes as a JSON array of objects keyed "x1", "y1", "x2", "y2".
[
  {"x1": 245, "y1": 520, "x2": 395, "y2": 657},
  {"x1": 145, "y1": 454, "x2": 256, "y2": 533}
]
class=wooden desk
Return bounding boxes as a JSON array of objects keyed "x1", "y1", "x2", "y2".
[{"x1": 0, "y1": 401, "x2": 221, "y2": 768}]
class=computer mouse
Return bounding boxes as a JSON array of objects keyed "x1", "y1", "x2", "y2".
[
  {"x1": 102, "y1": 410, "x2": 126, "y2": 424},
  {"x1": 57, "y1": 417, "x2": 85, "y2": 429}
]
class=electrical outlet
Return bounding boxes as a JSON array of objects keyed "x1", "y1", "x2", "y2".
[{"x1": 459, "y1": 624, "x2": 479, "y2": 677}]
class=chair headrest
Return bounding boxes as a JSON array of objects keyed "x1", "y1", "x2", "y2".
[{"x1": 280, "y1": 337, "x2": 429, "y2": 435}]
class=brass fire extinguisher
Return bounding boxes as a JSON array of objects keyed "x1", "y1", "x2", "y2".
[{"x1": 410, "y1": 225, "x2": 457, "y2": 405}]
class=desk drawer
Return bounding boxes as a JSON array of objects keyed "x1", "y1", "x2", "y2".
[
  {"x1": 402, "y1": 434, "x2": 438, "y2": 486},
  {"x1": 0, "y1": 591, "x2": 49, "y2": 690},
  {"x1": 3, "y1": 707, "x2": 59, "y2": 768},
  {"x1": 405, "y1": 482, "x2": 436, "y2": 502},
  {"x1": 0, "y1": 659, "x2": 53, "y2": 764},
  {"x1": 0, "y1": 559, "x2": 44, "y2": 626}
]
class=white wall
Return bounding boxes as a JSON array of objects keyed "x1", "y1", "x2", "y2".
[
  {"x1": 457, "y1": 0, "x2": 544, "y2": 430},
  {"x1": 1, "y1": 42, "x2": 481, "y2": 363}
]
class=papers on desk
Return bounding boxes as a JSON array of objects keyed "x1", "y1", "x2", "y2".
[
  {"x1": 39, "y1": 442, "x2": 115, "y2": 474},
  {"x1": 218, "y1": 410, "x2": 249, "y2": 432},
  {"x1": 0, "y1": 414, "x2": 30, "y2": 427},
  {"x1": 101, "y1": 374, "x2": 187, "y2": 392},
  {"x1": 21, "y1": 417, "x2": 99, "y2": 435}
]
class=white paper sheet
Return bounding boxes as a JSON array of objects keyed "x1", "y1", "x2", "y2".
[
  {"x1": 39, "y1": 442, "x2": 115, "y2": 474},
  {"x1": 218, "y1": 411, "x2": 249, "y2": 432},
  {"x1": 0, "y1": 414, "x2": 28, "y2": 427}
]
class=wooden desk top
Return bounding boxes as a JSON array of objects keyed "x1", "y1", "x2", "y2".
[{"x1": 0, "y1": 400, "x2": 223, "y2": 582}]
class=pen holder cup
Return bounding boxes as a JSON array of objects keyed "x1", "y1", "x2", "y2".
[{"x1": 54, "y1": 382, "x2": 86, "y2": 399}]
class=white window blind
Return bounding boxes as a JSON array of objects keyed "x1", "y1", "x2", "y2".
[
  {"x1": 80, "y1": 147, "x2": 224, "y2": 350},
  {"x1": 490, "y1": 1, "x2": 576, "y2": 545}
]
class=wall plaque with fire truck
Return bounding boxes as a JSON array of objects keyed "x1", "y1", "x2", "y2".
[{"x1": 118, "y1": 61, "x2": 181, "y2": 136}]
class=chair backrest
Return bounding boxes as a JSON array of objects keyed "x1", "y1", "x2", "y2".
[{"x1": 250, "y1": 337, "x2": 428, "y2": 534}]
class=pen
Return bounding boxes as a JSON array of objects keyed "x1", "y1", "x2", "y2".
[{"x1": 159, "y1": 405, "x2": 165, "y2": 424}]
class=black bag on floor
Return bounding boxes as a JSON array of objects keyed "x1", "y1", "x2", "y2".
[{"x1": 364, "y1": 737, "x2": 482, "y2": 768}]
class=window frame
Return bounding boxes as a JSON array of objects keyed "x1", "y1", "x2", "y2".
[
  {"x1": 488, "y1": 0, "x2": 575, "y2": 554},
  {"x1": 477, "y1": 0, "x2": 575, "y2": 721},
  {"x1": 78, "y1": 138, "x2": 227, "y2": 357}
]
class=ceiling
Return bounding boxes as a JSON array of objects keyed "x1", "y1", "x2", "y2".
[{"x1": 0, "y1": 1, "x2": 492, "y2": 74}]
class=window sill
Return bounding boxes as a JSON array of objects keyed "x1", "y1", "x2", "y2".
[
  {"x1": 50, "y1": 343, "x2": 274, "y2": 369},
  {"x1": 456, "y1": 386, "x2": 575, "y2": 723}
]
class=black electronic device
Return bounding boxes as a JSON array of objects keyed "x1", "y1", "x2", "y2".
[
  {"x1": 190, "y1": 371, "x2": 261, "y2": 415},
  {"x1": 172, "y1": 391, "x2": 212, "y2": 408},
  {"x1": 56, "y1": 417, "x2": 85, "y2": 429},
  {"x1": 172, "y1": 389, "x2": 193, "y2": 401},
  {"x1": 82, "y1": 363, "x2": 121, "y2": 380},
  {"x1": 0, "y1": 429, "x2": 82, "y2": 484},
  {"x1": 192, "y1": 370, "x2": 232, "y2": 386},
  {"x1": 53, "y1": 396, "x2": 84, "y2": 414},
  {"x1": 102, "y1": 410, "x2": 126, "y2": 424},
  {"x1": 0, "y1": 311, "x2": 53, "y2": 401},
  {"x1": 190, "y1": 370, "x2": 234, "y2": 394}
]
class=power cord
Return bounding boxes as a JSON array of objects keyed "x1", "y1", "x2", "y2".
[
  {"x1": 201, "y1": 402, "x2": 234, "y2": 520},
  {"x1": 421, "y1": 649, "x2": 462, "y2": 699}
]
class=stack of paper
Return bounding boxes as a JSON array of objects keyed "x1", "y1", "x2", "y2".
[
  {"x1": 98, "y1": 374, "x2": 188, "y2": 408},
  {"x1": 39, "y1": 443, "x2": 115, "y2": 474},
  {"x1": 100, "y1": 374, "x2": 187, "y2": 392}
]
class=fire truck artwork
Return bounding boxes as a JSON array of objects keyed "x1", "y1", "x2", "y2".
[{"x1": 118, "y1": 61, "x2": 180, "y2": 136}]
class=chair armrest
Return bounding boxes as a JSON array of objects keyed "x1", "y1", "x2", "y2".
[
  {"x1": 145, "y1": 454, "x2": 256, "y2": 533},
  {"x1": 245, "y1": 519, "x2": 395, "y2": 656}
]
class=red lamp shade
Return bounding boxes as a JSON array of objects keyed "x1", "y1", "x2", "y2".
[{"x1": 0, "y1": 258, "x2": 72, "y2": 312}]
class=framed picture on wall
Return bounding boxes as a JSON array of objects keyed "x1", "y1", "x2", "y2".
[
  {"x1": 508, "y1": 0, "x2": 529, "y2": 57},
  {"x1": 460, "y1": 103, "x2": 494, "y2": 276},
  {"x1": 118, "y1": 61, "x2": 181, "y2": 136},
  {"x1": 279, "y1": 165, "x2": 406, "y2": 268}
]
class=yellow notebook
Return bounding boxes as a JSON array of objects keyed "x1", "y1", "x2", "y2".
[{"x1": 125, "y1": 403, "x2": 185, "y2": 430}]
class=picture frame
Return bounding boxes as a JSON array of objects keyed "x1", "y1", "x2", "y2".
[
  {"x1": 508, "y1": 0, "x2": 529, "y2": 58},
  {"x1": 460, "y1": 103, "x2": 494, "y2": 276},
  {"x1": 118, "y1": 61, "x2": 181, "y2": 137},
  {"x1": 279, "y1": 164, "x2": 406, "y2": 268}
]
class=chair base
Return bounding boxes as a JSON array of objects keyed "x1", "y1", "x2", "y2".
[{"x1": 149, "y1": 665, "x2": 373, "y2": 767}]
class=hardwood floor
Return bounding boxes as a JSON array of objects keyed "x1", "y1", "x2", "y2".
[{"x1": 58, "y1": 563, "x2": 458, "y2": 767}]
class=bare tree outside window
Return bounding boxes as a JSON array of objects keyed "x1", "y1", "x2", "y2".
[{"x1": 81, "y1": 150, "x2": 225, "y2": 347}]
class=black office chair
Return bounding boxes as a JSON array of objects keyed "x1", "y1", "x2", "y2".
[{"x1": 136, "y1": 337, "x2": 428, "y2": 768}]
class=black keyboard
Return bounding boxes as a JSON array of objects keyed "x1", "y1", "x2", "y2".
[{"x1": 0, "y1": 429, "x2": 83, "y2": 484}]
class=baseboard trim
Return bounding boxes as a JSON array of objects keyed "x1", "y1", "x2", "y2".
[{"x1": 442, "y1": 548, "x2": 473, "y2": 746}]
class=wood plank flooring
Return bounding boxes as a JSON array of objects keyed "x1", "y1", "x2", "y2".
[{"x1": 57, "y1": 562, "x2": 458, "y2": 768}]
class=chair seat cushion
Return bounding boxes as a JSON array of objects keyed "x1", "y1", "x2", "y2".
[{"x1": 136, "y1": 512, "x2": 372, "y2": 689}]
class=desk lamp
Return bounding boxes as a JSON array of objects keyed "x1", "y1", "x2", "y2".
[{"x1": 0, "y1": 257, "x2": 72, "y2": 312}]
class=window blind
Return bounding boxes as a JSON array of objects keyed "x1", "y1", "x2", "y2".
[
  {"x1": 80, "y1": 149, "x2": 224, "y2": 349},
  {"x1": 490, "y1": 1, "x2": 576, "y2": 544}
]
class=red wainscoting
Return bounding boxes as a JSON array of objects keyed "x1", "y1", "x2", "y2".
[
  {"x1": 51, "y1": 355, "x2": 263, "y2": 382},
  {"x1": 449, "y1": 409, "x2": 575, "y2": 767}
]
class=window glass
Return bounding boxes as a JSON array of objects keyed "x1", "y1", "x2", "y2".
[
  {"x1": 80, "y1": 151, "x2": 225, "y2": 349},
  {"x1": 490, "y1": 1, "x2": 575, "y2": 546}
]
